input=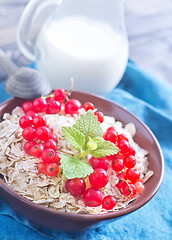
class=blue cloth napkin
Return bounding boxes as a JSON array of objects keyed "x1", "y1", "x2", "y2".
[{"x1": 0, "y1": 61, "x2": 172, "y2": 240}]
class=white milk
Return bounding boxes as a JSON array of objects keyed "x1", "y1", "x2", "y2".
[{"x1": 35, "y1": 16, "x2": 128, "y2": 93}]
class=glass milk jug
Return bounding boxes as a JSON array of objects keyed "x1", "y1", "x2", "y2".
[{"x1": 17, "y1": 0, "x2": 129, "y2": 94}]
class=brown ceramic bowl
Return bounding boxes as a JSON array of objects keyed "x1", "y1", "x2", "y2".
[{"x1": 0, "y1": 91, "x2": 164, "y2": 232}]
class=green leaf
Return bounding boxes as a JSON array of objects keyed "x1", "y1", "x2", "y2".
[
  {"x1": 87, "y1": 136, "x2": 104, "y2": 151},
  {"x1": 91, "y1": 137, "x2": 105, "y2": 148},
  {"x1": 60, "y1": 154, "x2": 94, "y2": 179},
  {"x1": 91, "y1": 140, "x2": 119, "y2": 158},
  {"x1": 73, "y1": 110, "x2": 103, "y2": 142},
  {"x1": 62, "y1": 126, "x2": 85, "y2": 152}
]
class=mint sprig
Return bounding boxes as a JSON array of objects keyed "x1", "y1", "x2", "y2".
[{"x1": 60, "y1": 110, "x2": 119, "y2": 179}]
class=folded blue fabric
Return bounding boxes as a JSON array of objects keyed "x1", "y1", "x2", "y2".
[{"x1": 0, "y1": 61, "x2": 172, "y2": 240}]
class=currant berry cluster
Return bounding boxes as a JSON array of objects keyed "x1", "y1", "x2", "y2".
[
  {"x1": 65, "y1": 167, "x2": 116, "y2": 210},
  {"x1": 104, "y1": 126, "x2": 145, "y2": 197},
  {"x1": 20, "y1": 90, "x2": 104, "y2": 178},
  {"x1": 65, "y1": 161, "x2": 115, "y2": 210},
  {"x1": 65, "y1": 175, "x2": 116, "y2": 210},
  {"x1": 20, "y1": 89, "x2": 68, "y2": 177},
  {"x1": 65, "y1": 151, "x2": 115, "y2": 210},
  {"x1": 20, "y1": 109, "x2": 60, "y2": 177},
  {"x1": 64, "y1": 127, "x2": 144, "y2": 210}
]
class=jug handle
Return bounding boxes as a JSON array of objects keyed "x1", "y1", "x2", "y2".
[{"x1": 17, "y1": 0, "x2": 61, "y2": 61}]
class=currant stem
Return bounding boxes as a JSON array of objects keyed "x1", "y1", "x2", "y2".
[{"x1": 78, "y1": 149, "x2": 90, "y2": 159}]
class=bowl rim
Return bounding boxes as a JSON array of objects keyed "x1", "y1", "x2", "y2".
[{"x1": 0, "y1": 92, "x2": 165, "y2": 222}]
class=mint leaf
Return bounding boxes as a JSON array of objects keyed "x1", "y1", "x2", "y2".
[
  {"x1": 87, "y1": 136, "x2": 104, "y2": 151},
  {"x1": 60, "y1": 154, "x2": 93, "y2": 179},
  {"x1": 62, "y1": 126, "x2": 85, "y2": 152},
  {"x1": 73, "y1": 110, "x2": 103, "y2": 142},
  {"x1": 91, "y1": 140, "x2": 119, "y2": 158},
  {"x1": 91, "y1": 137, "x2": 105, "y2": 148}
]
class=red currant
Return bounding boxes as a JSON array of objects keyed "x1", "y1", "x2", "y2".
[
  {"x1": 106, "y1": 153, "x2": 116, "y2": 161},
  {"x1": 49, "y1": 133, "x2": 58, "y2": 142},
  {"x1": 54, "y1": 89, "x2": 66, "y2": 103},
  {"x1": 134, "y1": 181, "x2": 145, "y2": 195},
  {"x1": 46, "y1": 95, "x2": 55, "y2": 102},
  {"x1": 33, "y1": 98, "x2": 47, "y2": 113},
  {"x1": 83, "y1": 102, "x2": 95, "y2": 111},
  {"x1": 55, "y1": 152, "x2": 61, "y2": 165},
  {"x1": 37, "y1": 162, "x2": 47, "y2": 174},
  {"x1": 106, "y1": 126, "x2": 116, "y2": 132},
  {"x1": 36, "y1": 126, "x2": 51, "y2": 141},
  {"x1": 83, "y1": 188, "x2": 103, "y2": 207},
  {"x1": 22, "y1": 101, "x2": 34, "y2": 113},
  {"x1": 46, "y1": 163, "x2": 59, "y2": 177},
  {"x1": 32, "y1": 115, "x2": 47, "y2": 128},
  {"x1": 47, "y1": 126, "x2": 54, "y2": 134},
  {"x1": 102, "y1": 195, "x2": 116, "y2": 210},
  {"x1": 46, "y1": 99, "x2": 61, "y2": 114},
  {"x1": 117, "y1": 133, "x2": 129, "y2": 142},
  {"x1": 41, "y1": 148, "x2": 56, "y2": 164},
  {"x1": 94, "y1": 112, "x2": 104, "y2": 123},
  {"x1": 108, "y1": 153, "x2": 124, "y2": 161},
  {"x1": 115, "y1": 173, "x2": 127, "y2": 189},
  {"x1": 110, "y1": 153, "x2": 122, "y2": 162},
  {"x1": 19, "y1": 115, "x2": 33, "y2": 129},
  {"x1": 122, "y1": 183, "x2": 136, "y2": 197},
  {"x1": 22, "y1": 127, "x2": 36, "y2": 141},
  {"x1": 45, "y1": 139, "x2": 58, "y2": 151},
  {"x1": 128, "y1": 145, "x2": 136, "y2": 156},
  {"x1": 65, "y1": 178, "x2": 86, "y2": 196},
  {"x1": 126, "y1": 168, "x2": 140, "y2": 183},
  {"x1": 118, "y1": 140, "x2": 131, "y2": 155},
  {"x1": 89, "y1": 168, "x2": 109, "y2": 189},
  {"x1": 123, "y1": 155, "x2": 136, "y2": 168},
  {"x1": 23, "y1": 140, "x2": 36, "y2": 154},
  {"x1": 89, "y1": 157, "x2": 109, "y2": 171},
  {"x1": 111, "y1": 157, "x2": 124, "y2": 172},
  {"x1": 104, "y1": 129, "x2": 118, "y2": 144},
  {"x1": 65, "y1": 99, "x2": 82, "y2": 116},
  {"x1": 25, "y1": 110, "x2": 38, "y2": 118},
  {"x1": 30, "y1": 143, "x2": 44, "y2": 158}
]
